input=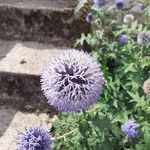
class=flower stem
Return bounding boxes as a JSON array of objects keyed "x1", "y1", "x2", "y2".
[
  {"x1": 55, "y1": 128, "x2": 78, "y2": 141},
  {"x1": 141, "y1": 46, "x2": 144, "y2": 58}
]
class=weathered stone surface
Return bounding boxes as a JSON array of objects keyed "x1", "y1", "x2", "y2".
[
  {"x1": 0, "y1": 0, "x2": 76, "y2": 10},
  {"x1": 0, "y1": 72, "x2": 48, "y2": 110},
  {"x1": 0, "y1": 0, "x2": 89, "y2": 44},
  {"x1": 0, "y1": 42, "x2": 62, "y2": 75},
  {"x1": 0, "y1": 40, "x2": 67, "y2": 110}
]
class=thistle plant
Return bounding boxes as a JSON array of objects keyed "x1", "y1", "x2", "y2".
[
  {"x1": 122, "y1": 120, "x2": 140, "y2": 139},
  {"x1": 11, "y1": 0, "x2": 150, "y2": 149},
  {"x1": 118, "y1": 34, "x2": 130, "y2": 45},
  {"x1": 115, "y1": 0, "x2": 124, "y2": 9},
  {"x1": 137, "y1": 31, "x2": 150, "y2": 45},
  {"x1": 16, "y1": 127, "x2": 52, "y2": 150},
  {"x1": 41, "y1": 50, "x2": 104, "y2": 112},
  {"x1": 60, "y1": 0, "x2": 150, "y2": 149},
  {"x1": 86, "y1": 12, "x2": 93, "y2": 23}
]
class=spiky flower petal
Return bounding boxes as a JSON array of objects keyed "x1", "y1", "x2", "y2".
[
  {"x1": 86, "y1": 12, "x2": 93, "y2": 23},
  {"x1": 143, "y1": 78, "x2": 150, "y2": 95},
  {"x1": 137, "y1": 31, "x2": 150, "y2": 45},
  {"x1": 123, "y1": 14, "x2": 134, "y2": 24},
  {"x1": 41, "y1": 50, "x2": 104, "y2": 112},
  {"x1": 122, "y1": 120, "x2": 140, "y2": 138},
  {"x1": 115, "y1": 0, "x2": 124, "y2": 9},
  {"x1": 94, "y1": 0, "x2": 107, "y2": 7},
  {"x1": 17, "y1": 127, "x2": 52, "y2": 150}
]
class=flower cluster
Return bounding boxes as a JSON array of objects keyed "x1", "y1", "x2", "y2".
[
  {"x1": 94, "y1": 0, "x2": 107, "y2": 7},
  {"x1": 41, "y1": 50, "x2": 104, "y2": 112},
  {"x1": 17, "y1": 127, "x2": 52, "y2": 150},
  {"x1": 122, "y1": 120, "x2": 140, "y2": 138}
]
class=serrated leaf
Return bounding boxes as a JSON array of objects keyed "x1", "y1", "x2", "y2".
[{"x1": 124, "y1": 63, "x2": 136, "y2": 73}]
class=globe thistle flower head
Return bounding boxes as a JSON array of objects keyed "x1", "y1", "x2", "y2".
[
  {"x1": 118, "y1": 34, "x2": 129, "y2": 45},
  {"x1": 17, "y1": 127, "x2": 52, "y2": 150},
  {"x1": 137, "y1": 31, "x2": 150, "y2": 45},
  {"x1": 123, "y1": 14, "x2": 134, "y2": 25},
  {"x1": 41, "y1": 50, "x2": 104, "y2": 112},
  {"x1": 94, "y1": 0, "x2": 107, "y2": 7},
  {"x1": 86, "y1": 12, "x2": 93, "y2": 23},
  {"x1": 115, "y1": 0, "x2": 124, "y2": 9},
  {"x1": 143, "y1": 78, "x2": 150, "y2": 95},
  {"x1": 122, "y1": 120, "x2": 140, "y2": 138}
]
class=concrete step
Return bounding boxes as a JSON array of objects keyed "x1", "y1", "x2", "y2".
[
  {"x1": 0, "y1": 0, "x2": 88, "y2": 44},
  {"x1": 0, "y1": 40, "x2": 67, "y2": 110},
  {"x1": 0, "y1": 106, "x2": 57, "y2": 150}
]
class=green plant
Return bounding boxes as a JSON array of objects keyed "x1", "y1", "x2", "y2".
[{"x1": 52, "y1": 1, "x2": 150, "y2": 150}]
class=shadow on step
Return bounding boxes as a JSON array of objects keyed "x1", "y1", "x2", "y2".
[
  {"x1": 0, "y1": 106, "x2": 17, "y2": 138},
  {"x1": 0, "y1": 72, "x2": 58, "y2": 114},
  {"x1": 0, "y1": 72, "x2": 58, "y2": 139}
]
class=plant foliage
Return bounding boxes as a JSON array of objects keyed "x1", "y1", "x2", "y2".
[{"x1": 53, "y1": 1, "x2": 150, "y2": 150}]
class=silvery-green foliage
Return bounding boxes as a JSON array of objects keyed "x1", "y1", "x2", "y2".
[{"x1": 53, "y1": 1, "x2": 150, "y2": 150}]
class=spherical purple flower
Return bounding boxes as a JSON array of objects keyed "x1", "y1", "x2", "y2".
[
  {"x1": 122, "y1": 120, "x2": 140, "y2": 138},
  {"x1": 94, "y1": 0, "x2": 107, "y2": 7},
  {"x1": 17, "y1": 127, "x2": 52, "y2": 150},
  {"x1": 118, "y1": 34, "x2": 129, "y2": 45},
  {"x1": 115, "y1": 0, "x2": 124, "y2": 9},
  {"x1": 86, "y1": 12, "x2": 93, "y2": 23},
  {"x1": 137, "y1": 31, "x2": 150, "y2": 45},
  {"x1": 41, "y1": 50, "x2": 104, "y2": 112}
]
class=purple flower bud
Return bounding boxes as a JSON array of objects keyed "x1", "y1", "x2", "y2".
[
  {"x1": 115, "y1": 0, "x2": 124, "y2": 9},
  {"x1": 86, "y1": 12, "x2": 93, "y2": 23},
  {"x1": 122, "y1": 120, "x2": 140, "y2": 138},
  {"x1": 17, "y1": 127, "x2": 52, "y2": 150},
  {"x1": 94, "y1": 0, "x2": 107, "y2": 7},
  {"x1": 118, "y1": 34, "x2": 129, "y2": 45},
  {"x1": 41, "y1": 50, "x2": 104, "y2": 112}
]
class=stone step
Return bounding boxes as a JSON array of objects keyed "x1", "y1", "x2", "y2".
[
  {"x1": 0, "y1": 40, "x2": 67, "y2": 110},
  {"x1": 0, "y1": 106, "x2": 57, "y2": 150},
  {"x1": 0, "y1": 0, "x2": 88, "y2": 44}
]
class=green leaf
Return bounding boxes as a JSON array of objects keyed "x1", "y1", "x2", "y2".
[
  {"x1": 131, "y1": 21, "x2": 138, "y2": 30},
  {"x1": 124, "y1": 63, "x2": 137, "y2": 73},
  {"x1": 90, "y1": 114, "x2": 111, "y2": 130},
  {"x1": 144, "y1": 131, "x2": 150, "y2": 145}
]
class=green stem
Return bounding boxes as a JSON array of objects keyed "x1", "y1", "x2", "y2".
[
  {"x1": 55, "y1": 128, "x2": 78, "y2": 141},
  {"x1": 53, "y1": 128, "x2": 78, "y2": 140},
  {"x1": 141, "y1": 46, "x2": 144, "y2": 58}
]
